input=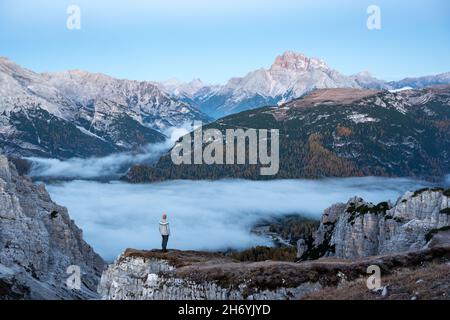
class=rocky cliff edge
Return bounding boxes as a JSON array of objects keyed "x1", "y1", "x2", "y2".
[{"x1": 0, "y1": 155, "x2": 105, "y2": 299}]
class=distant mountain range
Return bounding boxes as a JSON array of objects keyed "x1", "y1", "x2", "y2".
[
  {"x1": 126, "y1": 86, "x2": 450, "y2": 182},
  {"x1": 0, "y1": 57, "x2": 209, "y2": 158},
  {"x1": 156, "y1": 51, "x2": 450, "y2": 118},
  {"x1": 1, "y1": 52, "x2": 449, "y2": 160}
]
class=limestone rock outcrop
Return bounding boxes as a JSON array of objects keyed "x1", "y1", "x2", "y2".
[
  {"x1": 98, "y1": 246, "x2": 450, "y2": 300},
  {"x1": 300, "y1": 188, "x2": 450, "y2": 260},
  {"x1": 98, "y1": 249, "x2": 323, "y2": 300},
  {"x1": 0, "y1": 155, "x2": 105, "y2": 299}
]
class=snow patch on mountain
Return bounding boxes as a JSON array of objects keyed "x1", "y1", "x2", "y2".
[
  {"x1": 156, "y1": 51, "x2": 383, "y2": 117},
  {"x1": 389, "y1": 87, "x2": 413, "y2": 93},
  {"x1": 0, "y1": 57, "x2": 210, "y2": 158},
  {"x1": 76, "y1": 125, "x2": 106, "y2": 141},
  {"x1": 347, "y1": 113, "x2": 379, "y2": 124},
  {"x1": 155, "y1": 52, "x2": 450, "y2": 118}
]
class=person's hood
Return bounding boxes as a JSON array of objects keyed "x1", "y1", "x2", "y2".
[{"x1": 159, "y1": 220, "x2": 169, "y2": 225}]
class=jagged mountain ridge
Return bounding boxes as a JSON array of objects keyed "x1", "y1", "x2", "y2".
[
  {"x1": 2, "y1": 52, "x2": 448, "y2": 159},
  {"x1": 125, "y1": 86, "x2": 450, "y2": 182},
  {"x1": 0, "y1": 57, "x2": 209, "y2": 158},
  {"x1": 157, "y1": 51, "x2": 450, "y2": 118},
  {"x1": 42, "y1": 70, "x2": 210, "y2": 130},
  {"x1": 388, "y1": 72, "x2": 450, "y2": 90}
]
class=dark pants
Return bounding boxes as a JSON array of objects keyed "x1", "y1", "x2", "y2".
[{"x1": 161, "y1": 235, "x2": 169, "y2": 251}]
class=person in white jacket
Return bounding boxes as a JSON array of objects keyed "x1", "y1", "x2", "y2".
[{"x1": 159, "y1": 213, "x2": 170, "y2": 252}]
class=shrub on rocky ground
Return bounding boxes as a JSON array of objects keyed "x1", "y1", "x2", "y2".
[{"x1": 228, "y1": 246, "x2": 297, "y2": 262}]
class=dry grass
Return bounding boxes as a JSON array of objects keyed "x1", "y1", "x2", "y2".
[
  {"x1": 303, "y1": 262, "x2": 450, "y2": 300},
  {"x1": 271, "y1": 88, "x2": 379, "y2": 121},
  {"x1": 336, "y1": 126, "x2": 353, "y2": 137},
  {"x1": 121, "y1": 248, "x2": 229, "y2": 268},
  {"x1": 121, "y1": 246, "x2": 450, "y2": 298},
  {"x1": 288, "y1": 88, "x2": 379, "y2": 108}
]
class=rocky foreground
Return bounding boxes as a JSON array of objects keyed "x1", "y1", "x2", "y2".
[
  {"x1": 0, "y1": 155, "x2": 104, "y2": 299},
  {"x1": 298, "y1": 188, "x2": 450, "y2": 260},
  {"x1": 99, "y1": 188, "x2": 450, "y2": 300},
  {"x1": 98, "y1": 246, "x2": 449, "y2": 300}
]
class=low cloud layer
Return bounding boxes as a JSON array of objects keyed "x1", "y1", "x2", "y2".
[
  {"x1": 27, "y1": 143, "x2": 169, "y2": 179},
  {"x1": 27, "y1": 124, "x2": 191, "y2": 179},
  {"x1": 46, "y1": 177, "x2": 429, "y2": 261}
]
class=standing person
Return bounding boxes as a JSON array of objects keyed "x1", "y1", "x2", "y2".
[{"x1": 159, "y1": 213, "x2": 170, "y2": 252}]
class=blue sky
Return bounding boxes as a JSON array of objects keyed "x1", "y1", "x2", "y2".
[{"x1": 0, "y1": 0, "x2": 449, "y2": 84}]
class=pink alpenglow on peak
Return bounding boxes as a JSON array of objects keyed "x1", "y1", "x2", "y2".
[{"x1": 271, "y1": 51, "x2": 329, "y2": 71}]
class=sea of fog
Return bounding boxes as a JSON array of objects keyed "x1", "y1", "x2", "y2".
[{"x1": 46, "y1": 177, "x2": 432, "y2": 261}]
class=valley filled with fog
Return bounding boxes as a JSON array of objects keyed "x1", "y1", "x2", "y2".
[
  {"x1": 45, "y1": 177, "x2": 432, "y2": 261},
  {"x1": 27, "y1": 129, "x2": 450, "y2": 261}
]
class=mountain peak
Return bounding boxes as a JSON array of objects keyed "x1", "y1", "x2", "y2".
[
  {"x1": 271, "y1": 51, "x2": 328, "y2": 71},
  {"x1": 0, "y1": 56, "x2": 12, "y2": 64},
  {"x1": 188, "y1": 78, "x2": 204, "y2": 87},
  {"x1": 352, "y1": 70, "x2": 374, "y2": 78},
  {"x1": 162, "y1": 77, "x2": 184, "y2": 87},
  {"x1": 0, "y1": 56, "x2": 28, "y2": 74}
]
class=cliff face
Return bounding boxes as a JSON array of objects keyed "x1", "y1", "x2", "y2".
[
  {"x1": 0, "y1": 155, "x2": 105, "y2": 299},
  {"x1": 98, "y1": 249, "x2": 323, "y2": 300},
  {"x1": 300, "y1": 188, "x2": 450, "y2": 260},
  {"x1": 98, "y1": 246, "x2": 450, "y2": 300}
]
